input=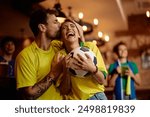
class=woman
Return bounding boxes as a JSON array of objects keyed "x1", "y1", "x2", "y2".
[{"x1": 54, "y1": 19, "x2": 108, "y2": 100}]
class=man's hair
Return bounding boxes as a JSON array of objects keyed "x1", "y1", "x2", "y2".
[
  {"x1": 29, "y1": 9, "x2": 57, "y2": 37},
  {"x1": 113, "y1": 41, "x2": 127, "y2": 55},
  {"x1": 0, "y1": 36, "x2": 16, "y2": 50}
]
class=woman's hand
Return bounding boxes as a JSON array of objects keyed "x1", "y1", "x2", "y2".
[{"x1": 72, "y1": 53, "x2": 96, "y2": 73}]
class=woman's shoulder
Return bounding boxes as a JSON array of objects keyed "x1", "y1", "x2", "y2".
[
  {"x1": 84, "y1": 41, "x2": 98, "y2": 51},
  {"x1": 84, "y1": 41, "x2": 96, "y2": 47}
]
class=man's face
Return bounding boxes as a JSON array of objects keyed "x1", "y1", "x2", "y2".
[
  {"x1": 45, "y1": 14, "x2": 60, "y2": 39},
  {"x1": 61, "y1": 21, "x2": 80, "y2": 45},
  {"x1": 118, "y1": 44, "x2": 128, "y2": 58},
  {"x1": 4, "y1": 41, "x2": 15, "y2": 55}
]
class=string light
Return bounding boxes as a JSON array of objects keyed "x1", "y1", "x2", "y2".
[
  {"x1": 93, "y1": 18, "x2": 99, "y2": 26},
  {"x1": 146, "y1": 11, "x2": 150, "y2": 18},
  {"x1": 104, "y1": 35, "x2": 110, "y2": 42},
  {"x1": 98, "y1": 31, "x2": 103, "y2": 38},
  {"x1": 78, "y1": 12, "x2": 84, "y2": 19}
]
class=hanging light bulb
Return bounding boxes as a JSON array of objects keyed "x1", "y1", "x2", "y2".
[
  {"x1": 78, "y1": 12, "x2": 93, "y2": 35},
  {"x1": 53, "y1": 0, "x2": 66, "y2": 23},
  {"x1": 104, "y1": 35, "x2": 110, "y2": 42},
  {"x1": 146, "y1": 11, "x2": 150, "y2": 18},
  {"x1": 98, "y1": 31, "x2": 103, "y2": 38},
  {"x1": 92, "y1": 40, "x2": 97, "y2": 45},
  {"x1": 93, "y1": 18, "x2": 99, "y2": 26},
  {"x1": 82, "y1": 25, "x2": 87, "y2": 31},
  {"x1": 78, "y1": 12, "x2": 84, "y2": 19}
]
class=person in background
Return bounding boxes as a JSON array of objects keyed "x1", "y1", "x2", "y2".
[
  {"x1": 54, "y1": 19, "x2": 108, "y2": 100},
  {"x1": 0, "y1": 36, "x2": 16, "y2": 78},
  {"x1": 108, "y1": 42, "x2": 141, "y2": 100}
]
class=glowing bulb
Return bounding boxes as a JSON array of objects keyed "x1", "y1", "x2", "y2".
[
  {"x1": 146, "y1": 11, "x2": 150, "y2": 18},
  {"x1": 78, "y1": 12, "x2": 84, "y2": 19},
  {"x1": 57, "y1": 17, "x2": 66, "y2": 23},
  {"x1": 98, "y1": 31, "x2": 103, "y2": 38},
  {"x1": 82, "y1": 25, "x2": 87, "y2": 31},
  {"x1": 104, "y1": 35, "x2": 110, "y2": 42},
  {"x1": 92, "y1": 40, "x2": 97, "y2": 45},
  {"x1": 93, "y1": 18, "x2": 99, "y2": 26}
]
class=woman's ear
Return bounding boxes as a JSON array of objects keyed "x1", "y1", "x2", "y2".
[{"x1": 38, "y1": 24, "x2": 46, "y2": 32}]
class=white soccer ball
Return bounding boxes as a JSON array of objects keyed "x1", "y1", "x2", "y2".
[{"x1": 68, "y1": 47, "x2": 97, "y2": 77}]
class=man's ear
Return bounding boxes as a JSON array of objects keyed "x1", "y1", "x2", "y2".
[{"x1": 38, "y1": 24, "x2": 46, "y2": 32}]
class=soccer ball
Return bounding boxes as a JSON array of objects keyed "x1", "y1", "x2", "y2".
[{"x1": 68, "y1": 46, "x2": 97, "y2": 77}]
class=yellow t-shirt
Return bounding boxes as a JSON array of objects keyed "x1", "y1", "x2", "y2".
[
  {"x1": 54, "y1": 42, "x2": 107, "y2": 100},
  {"x1": 15, "y1": 40, "x2": 63, "y2": 100}
]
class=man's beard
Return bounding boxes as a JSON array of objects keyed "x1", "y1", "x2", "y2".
[{"x1": 47, "y1": 30, "x2": 61, "y2": 40}]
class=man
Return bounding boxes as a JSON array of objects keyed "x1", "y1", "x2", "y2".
[
  {"x1": 108, "y1": 42, "x2": 141, "y2": 100},
  {"x1": 15, "y1": 9, "x2": 63, "y2": 100},
  {"x1": 0, "y1": 36, "x2": 16, "y2": 78}
]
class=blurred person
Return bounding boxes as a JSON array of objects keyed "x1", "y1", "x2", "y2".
[
  {"x1": 54, "y1": 19, "x2": 108, "y2": 100},
  {"x1": 108, "y1": 42, "x2": 141, "y2": 100},
  {"x1": 0, "y1": 36, "x2": 16, "y2": 78}
]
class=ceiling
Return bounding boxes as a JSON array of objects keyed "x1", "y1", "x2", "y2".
[
  {"x1": 3, "y1": 0, "x2": 150, "y2": 40},
  {"x1": 38, "y1": 0, "x2": 150, "y2": 39}
]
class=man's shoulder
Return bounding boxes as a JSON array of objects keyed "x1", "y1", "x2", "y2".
[
  {"x1": 51, "y1": 40, "x2": 63, "y2": 51},
  {"x1": 128, "y1": 61, "x2": 137, "y2": 67},
  {"x1": 16, "y1": 43, "x2": 35, "y2": 60},
  {"x1": 109, "y1": 61, "x2": 118, "y2": 68}
]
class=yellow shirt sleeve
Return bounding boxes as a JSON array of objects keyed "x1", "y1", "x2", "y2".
[{"x1": 84, "y1": 42, "x2": 107, "y2": 78}]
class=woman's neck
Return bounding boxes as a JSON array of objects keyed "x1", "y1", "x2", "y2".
[{"x1": 66, "y1": 43, "x2": 79, "y2": 53}]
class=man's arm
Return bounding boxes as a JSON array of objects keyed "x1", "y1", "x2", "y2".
[
  {"x1": 18, "y1": 53, "x2": 64, "y2": 100},
  {"x1": 18, "y1": 74, "x2": 54, "y2": 100}
]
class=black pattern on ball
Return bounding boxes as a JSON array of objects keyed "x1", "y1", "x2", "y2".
[{"x1": 69, "y1": 47, "x2": 97, "y2": 77}]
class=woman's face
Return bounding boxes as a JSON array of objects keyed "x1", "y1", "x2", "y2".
[{"x1": 61, "y1": 21, "x2": 80, "y2": 45}]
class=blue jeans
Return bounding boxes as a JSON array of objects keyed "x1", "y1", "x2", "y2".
[{"x1": 88, "y1": 92, "x2": 107, "y2": 100}]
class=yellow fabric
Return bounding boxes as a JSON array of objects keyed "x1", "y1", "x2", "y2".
[
  {"x1": 126, "y1": 76, "x2": 131, "y2": 95},
  {"x1": 55, "y1": 42, "x2": 107, "y2": 100},
  {"x1": 15, "y1": 40, "x2": 63, "y2": 100}
]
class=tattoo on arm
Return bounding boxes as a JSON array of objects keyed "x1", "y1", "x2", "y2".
[{"x1": 18, "y1": 76, "x2": 54, "y2": 100}]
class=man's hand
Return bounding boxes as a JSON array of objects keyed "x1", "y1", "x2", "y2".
[{"x1": 49, "y1": 53, "x2": 64, "y2": 80}]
